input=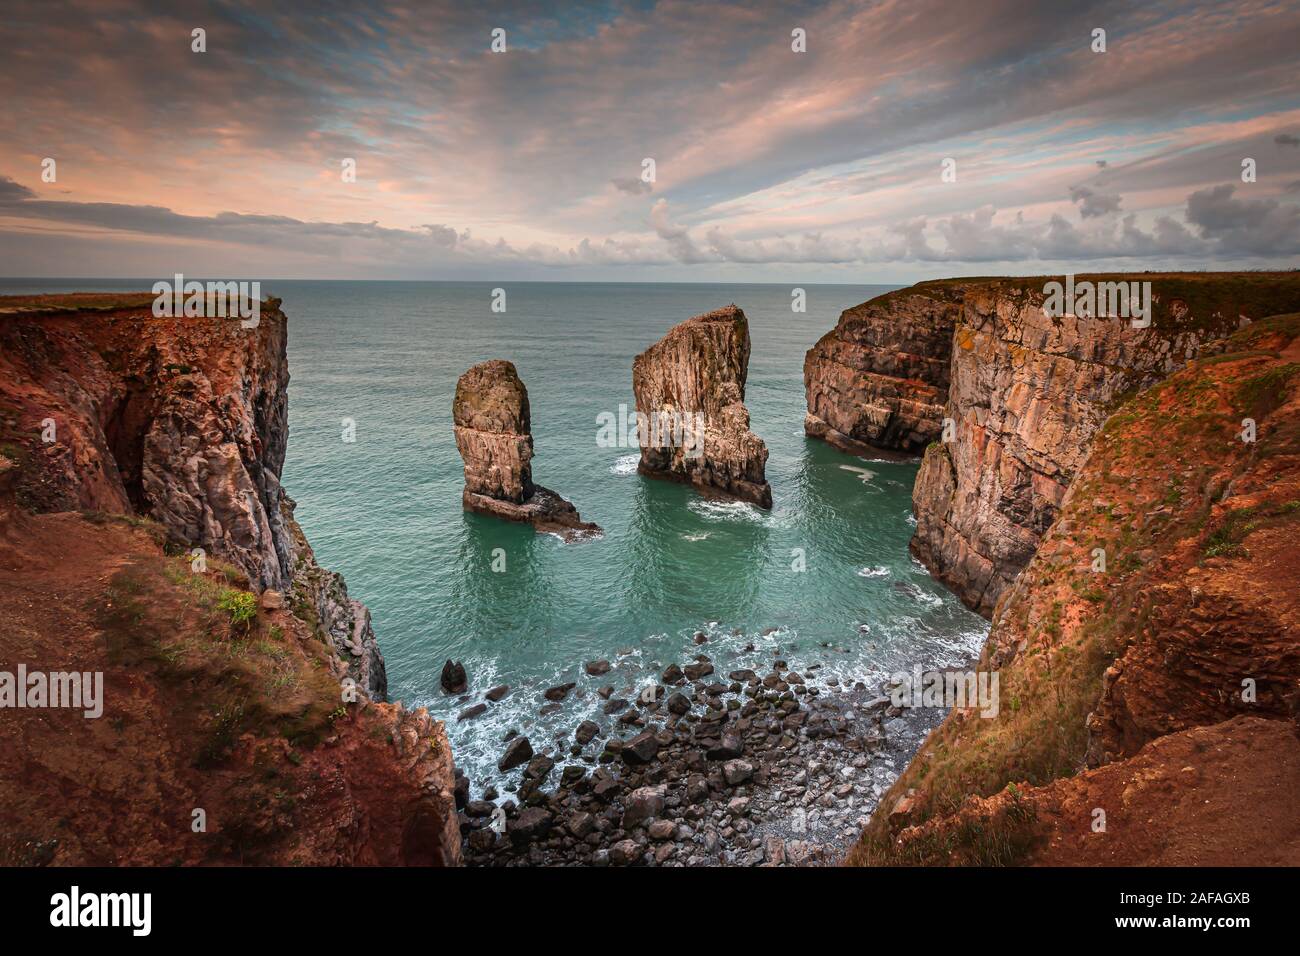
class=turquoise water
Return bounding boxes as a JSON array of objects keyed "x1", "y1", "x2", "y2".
[{"x1": 1, "y1": 278, "x2": 988, "y2": 786}]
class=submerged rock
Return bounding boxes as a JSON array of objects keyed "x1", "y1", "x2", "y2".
[
  {"x1": 453, "y1": 359, "x2": 600, "y2": 540},
  {"x1": 632, "y1": 305, "x2": 772, "y2": 508}
]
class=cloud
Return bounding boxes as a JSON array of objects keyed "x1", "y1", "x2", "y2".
[
  {"x1": 2, "y1": 1, "x2": 1300, "y2": 278},
  {"x1": 1185, "y1": 184, "x2": 1300, "y2": 254},
  {"x1": 1069, "y1": 185, "x2": 1124, "y2": 219},
  {"x1": 4, "y1": 175, "x2": 1299, "y2": 272},
  {"x1": 611, "y1": 177, "x2": 653, "y2": 195}
]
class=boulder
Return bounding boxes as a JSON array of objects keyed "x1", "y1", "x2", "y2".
[
  {"x1": 622, "y1": 784, "x2": 667, "y2": 828},
  {"x1": 723, "y1": 759, "x2": 755, "y2": 786},
  {"x1": 498, "y1": 736, "x2": 534, "y2": 772},
  {"x1": 440, "y1": 659, "x2": 467, "y2": 694}
]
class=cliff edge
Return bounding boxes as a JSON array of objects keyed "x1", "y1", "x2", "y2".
[
  {"x1": 807, "y1": 273, "x2": 1300, "y2": 616},
  {"x1": 0, "y1": 294, "x2": 460, "y2": 865},
  {"x1": 847, "y1": 311, "x2": 1300, "y2": 865}
]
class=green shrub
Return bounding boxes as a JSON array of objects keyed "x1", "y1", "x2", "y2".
[{"x1": 217, "y1": 589, "x2": 258, "y2": 628}]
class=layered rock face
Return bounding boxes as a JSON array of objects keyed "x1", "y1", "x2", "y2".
[
  {"x1": 0, "y1": 293, "x2": 460, "y2": 865},
  {"x1": 804, "y1": 286, "x2": 962, "y2": 454},
  {"x1": 633, "y1": 305, "x2": 772, "y2": 508},
  {"x1": 807, "y1": 274, "x2": 1300, "y2": 616},
  {"x1": 453, "y1": 359, "x2": 599, "y2": 539},
  {"x1": 849, "y1": 312, "x2": 1300, "y2": 866},
  {"x1": 0, "y1": 293, "x2": 386, "y2": 696}
]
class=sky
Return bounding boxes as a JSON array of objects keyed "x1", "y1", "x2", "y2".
[{"x1": 0, "y1": 0, "x2": 1298, "y2": 283}]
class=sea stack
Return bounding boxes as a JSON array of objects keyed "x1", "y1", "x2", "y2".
[
  {"x1": 453, "y1": 359, "x2": 600, "y2": 539},
  {"x1": 632, "y1": 305, "x2": 772, "y2": 508}
]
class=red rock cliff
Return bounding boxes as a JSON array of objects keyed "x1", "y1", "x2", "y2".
[
  {"x1": 807, "y1": 273, "x2": 1300, "y2": 616},
  {"x1": 0, "y1": 293, "x2": 460, "y2": 866}
]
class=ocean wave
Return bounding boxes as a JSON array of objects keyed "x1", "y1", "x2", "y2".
[
  {"x1": 687, "y1": 498, "x2": 768, "y2": 523},
  {"x1": 838, "y1": 464, "x2": 875, "y2": 483},
  {"x1": 609, "y1": 454, "x2": 640, "y2": 475},
  {"x1": 857, "y1": 565, "x2": 891, "y2": 578}
]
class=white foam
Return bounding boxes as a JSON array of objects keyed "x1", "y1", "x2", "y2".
[
  {"x1": 839, "y1": 464, "x2": 876, "y2": 482},
  {"x1": 609, "y1": 454, "x2": 640, "y2": 475},
  {"x1": 687, "y1": 498, "x2": 767, "y2": 523},
  {"x1": 857, "y1": 565, "x2": 890, "y2": 578}
]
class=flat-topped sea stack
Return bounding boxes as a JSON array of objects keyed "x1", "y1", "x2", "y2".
[
  {"x1": 632, "y1": 305, "x2": 772, "y2": 508},
  {"x1": 453, "y1": 359, "x2": 600, "y2": 540}
]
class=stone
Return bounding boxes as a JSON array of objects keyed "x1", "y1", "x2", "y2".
[
  {"x1": 543, "y1": 682, "x2": 576, "y2": 702},
  {"x1": 508, "y1": 807, "x2": 553, "y2": 846},
  {"x1": 648, "y1": 819, "x2": 676, "y2": 840},
  {"x1": 609, "y1": 839, "x2": 640, "y2": 866},
  {"x1": 707, "y1": 734, "x2": 743, "y2": 760},
  {"x1": 457, "y1": 703, "x2": 487, "y2": 722},
  {"x1": 575, "y1": 720, "x2": 600, "y2": 746},
  {"x1": 623, "y1": 730, "x2": 661, "y2": 765},
  {"x1": 622, "y1": 784, "x2": 667, "y2": 827},
  {"x1": 440, "y1": 659, "x2": 467, "y2": 694},
  {"x1": 523, "y1": 755, "x2": 554, "y2": 782},
  {"x1": 498, "y1": 736, "x2": 533, "y2": 772},
  {"x1": 484, "y1": 684, "x2": 510, "y2": 702},
  {"x1": 568, "y1": 811, "x2": 596, "y2": 839},
  {"x1": 683, "y1": 661, "x2": 714, "y2": 681},
  {"x1": 666, "y1": 692, "x2": 691, "y2": 715},
  {"x1": 723, "y1": 759, "x2": 755, "y2": 786},
  {"x1": 585, "y1": 659, "x2": 611, "y2": 676},
  {"x1": 632, "y1": 305, "x2": 771, "y2": 508},
  {"x1": 258, "y1": 589, "x2": 284, "y2": 610}
]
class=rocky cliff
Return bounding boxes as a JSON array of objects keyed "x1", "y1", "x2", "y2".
[
  {"x1": 848, "y1": 311, "x2": 1300, "y2": 866},
  {"x1": 453, "y1": 359, "x2": 599, "y2": 539},
  {"x1": 804, "y1": 286, "x2": 961, "y2": 455},
  {"x1": 807, "y1": 273, "x2": 1300, "y2": 615},
  {"x1": 0, "y1": 293, "x2": 460, "y2": 866},
  {"x1": 633, "y1": 305, "x2": 772, "y2": 508}
]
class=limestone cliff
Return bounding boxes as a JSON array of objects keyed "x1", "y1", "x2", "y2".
[
  {"x1": 807, "y1": 273, "x2": 1300, "y2": 615},
  {"x1": 847, "y1": 312, "x2": 1300, "y2": 866},
  {"x1": 0, "y1": 293, "x2": 459, "y2": 866},
  {"x1": 804, "y1": 287, "x2": 961, "y2": 455},
  {"x1": 633, "y1": 305, "x2": 772, "y2": 508},
  {"x1": 453, "y1": 359, "x2": 600, "y2": 539}
]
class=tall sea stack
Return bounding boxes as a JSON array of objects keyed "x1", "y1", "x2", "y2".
[
  {"x1": 632, "y1": 305, "x2": 772, "y2": 508},
  {"x1": 453, "y1": 359, "x2": 600, "y2": 539}
]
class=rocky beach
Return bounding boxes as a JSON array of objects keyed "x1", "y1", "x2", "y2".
[{"x1": 451, "y1": 648, "x2": 948, "y2": 867}]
